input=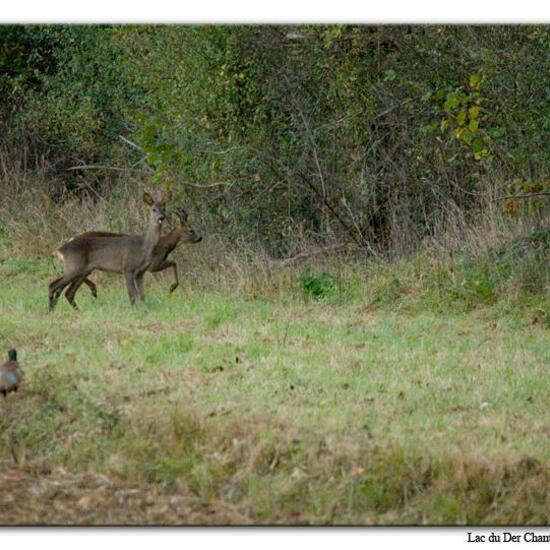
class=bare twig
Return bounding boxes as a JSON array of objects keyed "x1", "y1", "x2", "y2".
[
  {"x1": 185, "y1": 181, "x2": 234, "y2": 189},
  {"x1": 118, "y1": 135, "x2": 144, "y2": 152},
  {"x1": 371, "y1": 97, "x2": 414, "y2": 121},
  {"x1": 253, "y1": 144, "x2": 370, "y2": 253},
  {"x1": 272, "y1": 243, "x2": 349, "y2": 267},
  {"x1": 341, "y1": 195, "x2": 378, "y2": 257},
  {"x1": 75, "y1": 178, "x2": 109, "y2": 205},
  {"x1": 295, "y1": 171, "x2": 370, "y2": 252},
  {"x1": 211, "y1": 146, "x2": 248, "y2": 156},
  {"x1": 498, "y1": 192, "x2": 550, "y2": 200},
  {"x1": 296, "y1": 105, "x2": 327, "y2": 200},
  {"x1": 66, "y1": 165, "x2": 141, "y2": 172},
  {"x1": 278, "y1": 85, "x2": 372, "y2": 253}
]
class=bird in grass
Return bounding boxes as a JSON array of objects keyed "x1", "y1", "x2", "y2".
[{"x1": 0, "y1": 349, "x2": 23, "y2": 398}]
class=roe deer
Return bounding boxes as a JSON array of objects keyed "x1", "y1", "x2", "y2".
[
  {"x1": 63, "y1": 208, "x2": 202, "y2": 306},
  {"x1": 48, "y1": 192, "x2": 167, "y2": 311}
]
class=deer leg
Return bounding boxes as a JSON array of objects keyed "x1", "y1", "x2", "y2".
[
  {"x1": 64, "y1": 284, "x2": 79, "y2": 309},
  {"x1": 64, "y1": 274, "x2": 90, "y2": 309},
  {"x1": 83, "y1": 277, "x2": 98, "y2": 298},
  {"x1": 135, "y1": 272, "x2": 146, "y2": 302},
  {"x1": 151, "y1": 260, "x2": 179, "y2": 293},
  {"x1": 63, "y1": 275, "x2": 98, "y2": 309},
  {"x1": 48, "y1": 276, "x2": 64, "y2": 305},
  {"x1": 49, "y1": 271, "x2": 88, "y2": 311},
  {"x1": 167, "y1": 261, "x2": 179, "y2": 293},
  {"x1": 124, "y1": 272, "x2": 138, "y2": 305},
  {"x1": 48, "y1": 275, "x2": 66, "y2": 311}
]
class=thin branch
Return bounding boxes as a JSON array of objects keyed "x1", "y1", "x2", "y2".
[
  {"x1": 272, "y1": 244, "x2": 349, "y2": 267},
  {"x1": 280, "y1": 86, "x2": 372, "y2": 252},
  {"x1": 295, "y1": 170, "x2": 370, "y2": 253},
  {"x1": 295, "y1": 102, "x2": 327, "y2": 200},
  {"x1": 118, "y1": 134, "x2": 144, "y2": 151},
  {"x1": 341, "y1": 195, "x2": 378, "y2": 257},
  {"x1": 252, "y1": 144, "x2": 371, "y2": 254},
  {"x1": 211, "y1": 146, "x2": 248, "y2": 156},
  {"x1": 313, "y1": 109, "x2": 364, "y2": 133},
  {"x1": 371, "y1": 97, "x2": 414, "y2": 122},
  {"x1": 284, "y1": 75, "x2": 328, "y2": 199},
  {"x1": 75, "y1": 178, "x2": 109, "y2": 205},
  {"x1": 498, "y1": 192, "x2": 550, "y2": 200},
  {"x1": 66, "y1": 165, "x2": 141, "y2": 172},
  {"x1": 185, "y1": 181, "x2": 234, "y2": 189}
]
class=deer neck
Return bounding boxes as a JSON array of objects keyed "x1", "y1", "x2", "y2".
[
  {"x1": 142, "y1": 218, "x2": 162, "y2": 258},
  {"x1": 164, "y1": 224, "x2": 183, "y2": 252}
]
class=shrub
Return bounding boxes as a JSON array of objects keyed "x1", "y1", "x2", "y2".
[{"x1": 299, "y1": 271, "x2": 338, "y2": 300}]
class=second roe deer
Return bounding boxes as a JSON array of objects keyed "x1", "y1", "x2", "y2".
[
  {"x1": 63, "y1": 207, "x2": 202, "y2": 306},
  {"x1": 48, "y1": 192, "x2": 167, "y2": 311}
]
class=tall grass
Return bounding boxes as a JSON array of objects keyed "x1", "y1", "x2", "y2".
[{"x1": 1, "y1": 155, "x2": 548, "y2": 308}]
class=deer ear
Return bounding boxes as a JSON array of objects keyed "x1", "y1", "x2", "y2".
[{"x1": 143, "y1": 192, "x2": 154, "y2": 206}]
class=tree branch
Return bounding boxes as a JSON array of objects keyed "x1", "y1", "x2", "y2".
[
  {"x1": 118, "y1": 134, "x2": 144, "y2": 151},
  {"x1": 498, "y1": 192, "x2": 550, "y2": 200},
  {"x1": 66, "y1": 164, "x2": 141, "y2": 172}
]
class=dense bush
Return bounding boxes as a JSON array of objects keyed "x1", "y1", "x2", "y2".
[
  {"x1": 0, "y1": 25, "x2": 548, "y2": 254},
  {"x1": 299, "y1": 271, "x2": 338, "y2": 300}
]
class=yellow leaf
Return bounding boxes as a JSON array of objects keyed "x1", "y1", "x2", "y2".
[
  {"x1": 453, "y1": 128, "x2": 464, "y2": 140},
  {"x1": 469, "y1": 106, "x2": 480, "y2": 119}
]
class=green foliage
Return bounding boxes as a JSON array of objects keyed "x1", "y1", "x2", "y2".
[
  {"x1": 370, "y1": 275, "x2": 403, "y2": 305},
  {"x1": 1, "y1": 25, "x2": 549, "y2": 249},
  {"x1": 299, "y1": 271, "x2": 338, "y2": 300},
  {"x1": 430, "y1": 73, "x2": 493, "y2": 160},
  {"x1": 492, "y1": 228, "x2": 550, "y2": 294},
  {"x1": 356, "y1": 227, "x2": 549, "y2": 314},
  {"x1": 446, "y1": 258, "x2": 498, "y2": 306}
]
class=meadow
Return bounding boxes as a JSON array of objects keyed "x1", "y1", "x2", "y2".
[
  {"x1": 0, "y1": 243, "x2": 548, "y2": 524},
  {"x1": 1, "y1": 24, "x2": 549, "y2": 526}
]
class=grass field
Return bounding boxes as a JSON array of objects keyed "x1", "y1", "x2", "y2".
[{"x1": 0, "y1": 255, "x2": 548, "y2": 525}]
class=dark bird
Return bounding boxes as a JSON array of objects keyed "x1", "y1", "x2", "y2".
[{"x1": 0, "y1": 349, "x2": 23, "y2": 398}]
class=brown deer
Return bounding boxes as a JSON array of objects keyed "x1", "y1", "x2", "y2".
[
  {"x1": 48, "y1": 192, "x2": 167, "y2": 311},
  {"x1": 63, "y1": 208, "x2": 202, "y2": 307}
]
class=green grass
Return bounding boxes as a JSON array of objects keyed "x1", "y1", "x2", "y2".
[{"x1": 0, "y1": 258, "x2": 549, "y2": 524}]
